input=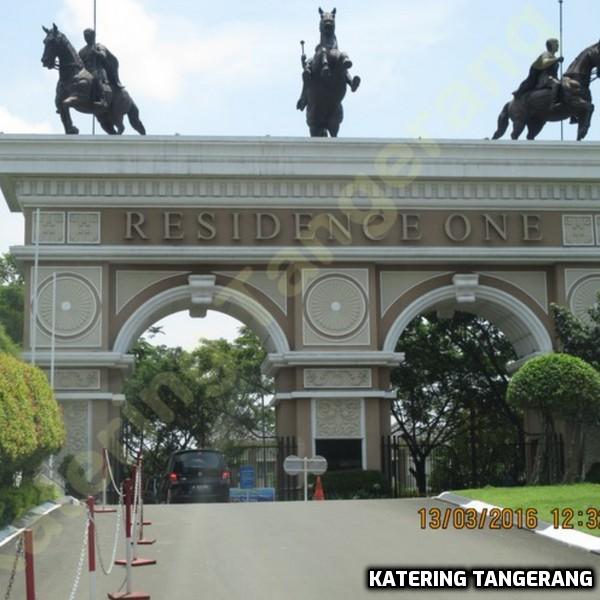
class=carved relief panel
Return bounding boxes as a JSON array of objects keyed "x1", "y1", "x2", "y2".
[{"x1": 315, "y1": 398, "x2": 362, "y2": 438}]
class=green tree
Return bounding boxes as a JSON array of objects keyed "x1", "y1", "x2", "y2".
[
  {"x1": 192, "y1": 327, "x2": 273, "y2": 446},
  {"x1": 0, "y1": 253, "x2": 24, "y2": 346},
  {"x1": 0, "y1": 354, "x2": 65, "y2": 485},
  {"x1": 551, "y1": 298, "x2": 600, "y2": 370},
  {"x1": 507, "y1": 353, "x2": 600, "y2": 484},
  {"x1": 392, "y1": 312, "x2": 520, "y2": 494}
]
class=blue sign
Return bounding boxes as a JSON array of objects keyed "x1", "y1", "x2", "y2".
[
  {"x1": 239, "y1": 465, "x2": 255, "y2": 489},
  {"x1": 229, "y1": 487, "x2": 275, "y2": 503}
]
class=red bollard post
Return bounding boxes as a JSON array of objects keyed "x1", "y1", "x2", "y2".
[
  {"x1": 88, "y1": 497, "x2": 97, "y2": 600},
  {"x1": 109, "y1": 480, "x2": 151, "y2": 600},
  {"x1": 96, "y1": 448, "x2": 116, "y2": 514},
  {"x1": 136, "y1": 457, "x2": 155, "y2": 546},
  {"x1": 24, "y1": 529, "x2": 36, "y2": 600},
  {"x1": 115, "y1": 468, "x2": 155, "y2": 568}
]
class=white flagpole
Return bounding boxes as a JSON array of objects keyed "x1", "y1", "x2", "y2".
[
  {"x1": 92, "y1": 0, "x2": 97, "y2": 135},
  {"x1": 31, "y1": 209, "x2": 41, "y2": 366},
  {"x1": 559, "y1": 0, "x2": 564, "y2": 141},
  {"x1": 50, "y1": 272, "x2": 57, "y2": 388},
  {"x1": 48, "y1": 271, "x2": 58, "y2": 483}
]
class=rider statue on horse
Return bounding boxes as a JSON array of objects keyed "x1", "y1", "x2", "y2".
[
  {"x1": 296, "y1": 7, "x2": 360, "y2": 137},
  {"x1": 78, "y1": 28, "x2": 123, "y2": 111},
  {"x1": 41, "y1": 23, "x2": 145, "y2": 135},
  {"x1": 493, "y1": 37, "x2": 600, "y2": 141}
]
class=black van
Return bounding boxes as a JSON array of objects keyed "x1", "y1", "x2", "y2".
[{"x1": 159, "y1": 449, "x2": 231, "y2": 503}]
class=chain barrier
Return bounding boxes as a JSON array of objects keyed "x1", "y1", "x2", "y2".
[
  {"x1": 67, "y1": 512, "x2": 89, "y2": 600},
  {"x1": 105, "y1": 452, "x2": 123, "y2": 498},
  {"x1": 95, "y1": 486, "x2": 124, "y2": 576},
  {"x1": 131, "y1": 467, "x2": 141, "y2": 545},
  {"x1": 2, "y1": 535, "x2": 23, "y2": 600}
]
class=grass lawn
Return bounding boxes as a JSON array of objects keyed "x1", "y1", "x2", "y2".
[{"x1": 455, "y1": 484, "x2": 600, "y2": 537}]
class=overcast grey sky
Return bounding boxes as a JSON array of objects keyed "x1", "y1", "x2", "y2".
[{"x1": 2, "y1": 0, "x2": 599, "y2": 347}]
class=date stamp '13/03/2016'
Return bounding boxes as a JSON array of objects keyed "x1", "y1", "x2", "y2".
[{"x1": 418, "y1": 507, "x2": 600, "y2": 531}]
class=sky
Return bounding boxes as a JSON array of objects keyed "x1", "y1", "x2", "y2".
[{"x1": 1, "y1": 0, "x2": 600, "y2": 348}]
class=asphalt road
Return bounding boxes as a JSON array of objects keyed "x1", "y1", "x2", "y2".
[{"x1": 1, "y1": 498, "x2": 599, "y2": 599}]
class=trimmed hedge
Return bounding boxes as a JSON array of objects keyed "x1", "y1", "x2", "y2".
[
  {"x1": 0, "y1": 481, "x2": 58, "y2": 526},
  {"x1": 310, "y1": 470, "x2": 390, "y2": 499},
  {"x1": 507, "y1": 353, "x2": 600, "y2": 421},
  {"x1": 0, "y1": 353, "x2": 65, "y2": 485}
]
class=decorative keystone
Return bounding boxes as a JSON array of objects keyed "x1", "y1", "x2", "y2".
[
  {"x1": 188, "y1": 275, "x2": 216, "y2": 318},
  {"x1": 452, "y1": 274, "x2": 479, "y2": 303}
]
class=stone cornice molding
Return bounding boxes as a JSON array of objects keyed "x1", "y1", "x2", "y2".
[
  {"x1": 21, "y1": 351, "x2": 134, "y2": 370},
  {"x1": 55, "y1": 392, "x2": 126, "y2": 403},
  {"x1": 3, "y1": 135, "x2": 600, "y2": 210},
  {"x1": 11, "y1": 177, "x2": 600, "y2": 212},
  {"x1": 262, "y1": 351, "x2": 405, "y2": 377},
  {"x1": 271, "y1": 390, "x2": 396, "y2": 406},
  {"x1": 11, "y1": 244, "x2": 600, "y2": 264}
]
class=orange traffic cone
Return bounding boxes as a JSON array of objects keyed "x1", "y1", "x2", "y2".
[{"x1": 313, "y1": 476, "x2": 325, "y2": 501}]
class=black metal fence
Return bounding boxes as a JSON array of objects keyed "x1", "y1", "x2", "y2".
[
  {"x1": 225, "y1": 436, "x2": 299, "y2": 501},
  {"x1": 277, "y1": 436, "x2": 299, "y2": 501},
  {"x1": 381, "y1": 435, "x2": 564, "y2": 497}
]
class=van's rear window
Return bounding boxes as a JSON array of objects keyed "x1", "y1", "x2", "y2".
[{"x1": 174, "y1": 452, "x2": 223, "y2": 472}]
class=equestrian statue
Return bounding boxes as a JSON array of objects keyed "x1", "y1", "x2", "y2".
[
  {"x1": 41, "y1": 24, "x2": 145, "y2": 135},
  {"x1": 493, "y1": 38, "x2": 600, "y2": 141},
  {"x1": 297, "y1": 7, "x2": 361, "y2": 137}
]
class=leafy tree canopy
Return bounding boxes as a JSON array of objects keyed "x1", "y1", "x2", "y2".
[
  {"x1": 0, "y1": 354, "x2": 65, "y2": 484},
  {"x1": 392, "y1": 311, "x2": 520, "y2": 493},
  {"x1": 551, "y1": 297, "x2": 600, "y2": 370}
]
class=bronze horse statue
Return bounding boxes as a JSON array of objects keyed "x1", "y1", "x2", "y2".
[
  {"x1": 297, "y1": 8, "x2": 360, "y2": 137},
  {"x1": 493, "y1": 41, "x2": 600, "y2": 141},
  {"x1": 41, "y1": 24, "x2": 145, "y2": 135}
]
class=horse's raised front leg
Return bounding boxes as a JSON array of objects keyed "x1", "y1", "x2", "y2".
[{"x1": 56, "y1": 96, "x2": 78, "y2": 134}]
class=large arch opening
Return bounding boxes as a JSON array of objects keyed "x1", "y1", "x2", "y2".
[
  {"x1": 112, "y1": 283, "x2": 289, "y2": 499},
  {"x1": 382, "y1": 284, "x2": 554, "y2": 496}
]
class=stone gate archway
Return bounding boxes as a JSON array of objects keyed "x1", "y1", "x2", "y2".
[{"x1": 2, "y1": 135, "x2": 600, "y2": 481}]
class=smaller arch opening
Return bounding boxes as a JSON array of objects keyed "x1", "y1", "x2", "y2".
[{"x1": 384, "y1": 285, "x2": 553, "y2": 360}]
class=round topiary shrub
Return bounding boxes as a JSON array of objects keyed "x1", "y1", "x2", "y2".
[
  {"x1": 507, "y1": 353, "x2": 600, "y2": 422},
  {"x1": 507, "y1": 353, "x2": 600, "y2": 484}
]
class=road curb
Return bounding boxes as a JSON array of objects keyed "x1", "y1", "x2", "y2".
[
  {"x1": 0, "y1": 496, "x2": 79, "y2": 549},
  {"x1": 435, "y1": 492, "x2": 600, "y2": 555}
]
